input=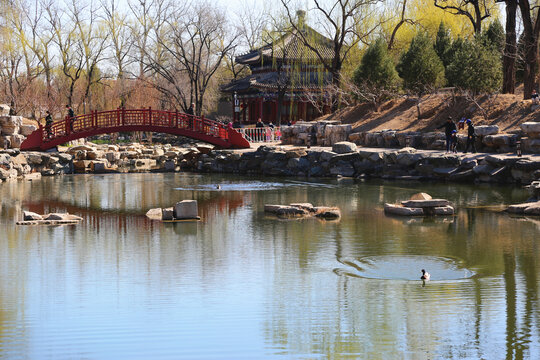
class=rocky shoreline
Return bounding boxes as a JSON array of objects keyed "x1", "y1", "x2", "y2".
[{"x1": 1, "y1": 141, "x2": 540, "y2": 185}]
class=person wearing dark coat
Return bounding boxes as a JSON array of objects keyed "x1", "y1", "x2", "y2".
[
  {"x1": 186, "y1": 103, "x2": 194, "y2": 115},
  {"x1": 464, "y1": 119, "x2": 476, "y2": 153},
  {"x1": 438, "y1": 116, "x2": 457, "y2": 153},
  {"x1": 45, "y1": 110, "x2": 53, "y2": 138},
  {"x1": 255, "y1": 118, "x2": 265, "y2": 128},
  {"x1": 66, "y1": 105, "x2": 75, "y2": 133}
]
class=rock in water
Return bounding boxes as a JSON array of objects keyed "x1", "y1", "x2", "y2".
[
  {"x1": 401, "y1": 199, "x2": 451, "y2": 208},
  {"x1": 23, "y1": 211, "x2": 42, "y2": 221},
  {"x1": 173, "y1": 200, "x2": 199, "y2": 219},
  {"x1": 384, "y1": 203, "x2": 424, "y2": 216},
  {"x1": 146, "y1": 208, "x2": 162, "y2": 220},
  {"x1": 162, "y1": 207, "x2": 174, "y2": 221},
  {"x1": 409, "y1": 192, "x2": 432, "y2": 201}
]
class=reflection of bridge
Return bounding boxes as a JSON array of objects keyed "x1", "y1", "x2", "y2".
[{"x1": 20, "y1": 108, "x2": 251, "y2": 151}]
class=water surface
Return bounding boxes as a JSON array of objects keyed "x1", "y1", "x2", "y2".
[{"x1": 0, "y1": 173, "x2": 538, "y2": 359}]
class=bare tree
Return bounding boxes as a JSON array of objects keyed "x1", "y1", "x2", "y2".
[
  {"x1": 45, "y1": 1, "x2": 84, "y2": 109},
  {"x1": 1, "y1": 0, "x2": 43, "y2": 115},
  {"x1": 502, "y1": 0, "x2": 517, "y2": 94},
  {"x1": 102, "y1": 0, "x2": 133, "y2": 106},
  {"x1": 279, "y1": 0, "x2": 382, "y2": 90},
  {"x1": 143, "y1": 2, "x2": 239, "y2": 114},
  {"x1": 387, "y1": 0, "x2": 417, "y2": 50},
  {"x1": 69, "y1": 0, "x2": 109, "y2": 113},
  {"x1": 518, "y1": 0, "x2": 540, "y2": 99},
  {"x1": 433, "y1": 0, "x2": 493, "y2": 35}
]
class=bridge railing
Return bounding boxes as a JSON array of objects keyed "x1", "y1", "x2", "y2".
[
  {"x1": 239, "y1": 127, "x2": 281, "y2": 143},
  {"x1": 42, "y1": 108, "x2": 230, "y2": 143}
]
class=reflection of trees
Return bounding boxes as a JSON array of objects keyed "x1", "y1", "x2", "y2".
[{"x1": 2, "y1": 174, "x2": 540, "y2": 357}]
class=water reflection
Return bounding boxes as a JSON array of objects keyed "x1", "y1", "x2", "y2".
[{"x1": 0, "y1": 174, "x2": 539, "y2": 359}]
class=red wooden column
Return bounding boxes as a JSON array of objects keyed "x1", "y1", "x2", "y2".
[{"x1": 242, "y1": 100, "x2": 247, "y2": 123}]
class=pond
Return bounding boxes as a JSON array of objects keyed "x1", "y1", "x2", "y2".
[{"x1": 0, "y1": 173, "x2": 538, "y2": 359}]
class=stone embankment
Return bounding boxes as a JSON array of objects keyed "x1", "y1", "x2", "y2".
[
  {"x1": 198, "y1": 143, "x2": 540, "y2": 185},
  {"x1": 281, "y1": 121, "x2": 540, "y2": 154},
  {"x1": 0, "y1": 142, "x2": 213, "y2": 181},
  {"x1": 1, "y1": 141, "x2": 540, "y2": 186},
  {"x1": 0, "y1": 104, "x2": 37, "y2": 148}
]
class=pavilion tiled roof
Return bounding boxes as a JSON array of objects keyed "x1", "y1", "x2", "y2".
[
  {"x1": 236, "y1": 25, "x2": 335, "y2": 65},
  {"x1": 222, "y1": 71, "x2": 331, "y2": 93}
]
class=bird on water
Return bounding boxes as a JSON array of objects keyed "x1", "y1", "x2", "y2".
[{"x1": 421, "y1": 269, "x2": 430, "y2": 281}]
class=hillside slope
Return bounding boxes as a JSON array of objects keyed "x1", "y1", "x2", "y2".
[{"x1": 319, "y1": 91, "x2": 540, "y2": 134}]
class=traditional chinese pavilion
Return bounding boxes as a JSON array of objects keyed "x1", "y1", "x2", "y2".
[{"x1": 222, "y1": 11, "x2": 333, "y2": 125}]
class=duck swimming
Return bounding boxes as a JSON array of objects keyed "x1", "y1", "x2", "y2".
[
  {"x1": 420, "y1": 269, "x2": 430, "y2": 281},
  {"x1": 216, "y1": 185, "x2": 221, "y2": 190}
]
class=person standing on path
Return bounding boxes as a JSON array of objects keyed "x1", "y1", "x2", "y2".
[
  {"x1": 464, "y1": 119, "x2": 476, "y2": 153},
  {"x1": 45, "y1": 111, "x2": 53, "y2": 138},
  {"x1": 186, "y1": 103, "x2": 195, "y2": 129},
  {"x1": 66, "y1": 105, "x2": 75, "y2": 133},
  {"x1": 438, "y1": 116, "x2": 457, "y2": 153}
]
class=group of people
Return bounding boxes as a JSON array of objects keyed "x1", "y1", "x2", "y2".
[
  {"x1": 439, "y1": 116, "x2": 476, "y2": 153},
  {"x1": 44, "y1": 104, "x2": 75, "y2": 138}
]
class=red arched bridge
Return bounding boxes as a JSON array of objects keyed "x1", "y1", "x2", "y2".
[{"x1": 20, "y1": 108, "x2": 251, "y2": 151}]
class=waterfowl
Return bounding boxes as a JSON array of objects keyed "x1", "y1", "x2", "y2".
[
  {"x1": 420, "y1": 269, "x2": 430, "y2": 281},
  {"x1": 216, "y1": 185, "x2": 221, "y2": 190}
]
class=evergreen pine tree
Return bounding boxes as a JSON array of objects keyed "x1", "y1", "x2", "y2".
[
  {"x1": 397, "y1": 32, "x2": 445, "y2": 91},
  {"x1": 481, "y1": 19, "x2": 505, "y2": 53},
  {"x1": 353, "y1": 38, "x2": 400, "y2": 89},
  {"x1": 434, "y1": 22, "x2": 452, "y2": 67},
  {"x1": 446, "y1": 39, "x2": 502, "y2": 93}
]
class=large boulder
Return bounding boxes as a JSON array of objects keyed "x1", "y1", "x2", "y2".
[
  {"x1": 506, "y1": 201, "x2": 540, "y2": 215},
  {"x1": 20, "y1": 124, "x2": 37, "y2": 136},
  {"x1": 332, "y1": 141, "x2": 357, "y2": 154},
  {"x1": 162, "y1": 207, "x2": 174, "y2": 220},
  {"x1": 314, "y1": 207, "x2": 341, "y2": 219},
  {"x1": 0, "y1": 115, "x2": 22, "y2": 135},
  {"x1": 145, "y1": 208, "x2": 162, "y2": 220},
  {"x1": 521, "y1": 122, "x2": 540, "y2": 139},
  {"x1": 410, "y1": 192, "x2": 432, "y2": 200},
  {"x1": 10, "y1": 135, "x2": 25, "y2": 148},
  {"x1": 432, "y1": 205, "x2": 455, "y2": 215},
  {"x1": 384, "y1": 203, "x2": 424, "y2": 216},
  {"x1": 401, "y1": 199, "x2": 451, "y2": 208},
  {"x1": 475, "y1": 125, "x2": 499, "y2": 136},
  {"x1": 173, "y1": 200, "x2": 199, "y2": 219},
  {"x1": 23, "y1": 211, "x2": 43, "y2": 221},
  {"x1": 0, "y1": 104, "x2": 10, "y2": 116},
  {"x1": 43, "y1": 213, "x2": 83, "y2": 221}
]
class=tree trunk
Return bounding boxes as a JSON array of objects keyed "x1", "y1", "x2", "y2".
[
  {"x1": 519, "y1": 0, "x2": 540, "y2": 99},
  {"x1": 522, "y1": 42, "x2": 538, "y2": 99},
  {"x1": 502, "y1": 0, "x2": 517, "y2": 94}
]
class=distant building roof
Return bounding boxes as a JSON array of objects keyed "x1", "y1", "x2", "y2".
[
  {"x1": 236, "y1": 12, "x2": 334, "y2": 65},
  {"x1": 222, "y1": 71, "x2": 332, "y2": 93}
]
